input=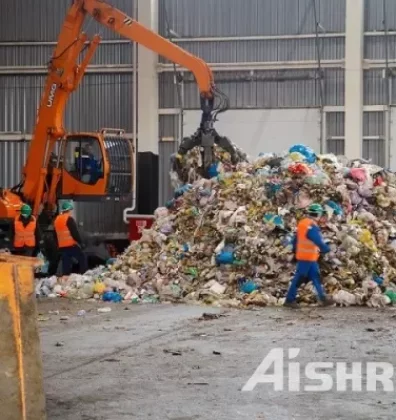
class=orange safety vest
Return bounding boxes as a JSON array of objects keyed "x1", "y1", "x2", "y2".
[
  {"x1": 54, "y1": 213, "x2": 77, "y2": 248},
  {"x1": 14, "y1": 216, "x2": 36, "y2": 248},
  {"x1": 295, "y1": 218, "x2": 320, "y2": 262}
]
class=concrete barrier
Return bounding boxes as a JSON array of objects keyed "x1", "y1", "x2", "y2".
[{"x1": 0, "y1": 254, "x2": 46, "y2": 420}]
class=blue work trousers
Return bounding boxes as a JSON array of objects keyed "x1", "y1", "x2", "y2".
[
  {"x1": 60, "y1": 245, "x2": 87, "y2": 276},
  {"x1": 286, "y1": 261, "x2": 326, "y2": 302}
]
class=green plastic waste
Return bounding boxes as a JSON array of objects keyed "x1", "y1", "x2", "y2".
[
  {"x1": 142, "y1": 295, "x2": 159, "y2": 304},
  {"x1": 185, "y1": 267, "x2": 198, "y2": 278},
  {"x1": 385, "y1": 290, "x2": 396, "y2": 304}
]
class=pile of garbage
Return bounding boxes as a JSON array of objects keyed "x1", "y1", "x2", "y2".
[{"x1": 37, "y1": 144, "x2": 396, "y2": 308}]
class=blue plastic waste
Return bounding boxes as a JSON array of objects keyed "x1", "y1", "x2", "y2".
[
  {"x1": 265, "y1": 181, "x2": 282, "y2": 197},
  {"x1": 37, "y1": 252, "x2": 49, "y2": 274},
  {"x1": 282, "y1": 234, "x2": 294, "y2": 248},
  {"x1": 174, "y1": 184, "x2": 193, "y2": 198},
  {"x1": 208, "y1": 162, "x2": 220, "y2": 178},
  {"x1": 216, "y1": 251, "x2": 235, "y2": 265},
  {"x1": 373, "y1": 275, "x2": 384, "y2": 286},
  {"x1": 102, "y1": 292, "x2": 123, "y2": 303},
  {"x1": 325, "y1": 200, "x2": 343, "y2": 216},
  {"x1": 238, "y1": 278, "x2": 258, "y2": 294},
  {"x1": 289, "y1": 144, "x2": 317, "y2": 164},
  {"x1": 106, "y1": 258, "x2": 117, "y2": 266},
  {"x1": 263, "y1": 213, "x2": 284, "y2": 228},
  {"x1": 166, "y1": 199, "x2": 176, "y2": 209}
]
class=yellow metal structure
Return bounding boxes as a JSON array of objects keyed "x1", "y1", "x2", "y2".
[{"x1": 0, "y1": 254, "x2": 46, "y2": 420}]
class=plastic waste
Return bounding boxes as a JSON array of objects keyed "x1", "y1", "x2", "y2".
[
  {"x1": 289, "y1": 144, "x2": 317, "y2": 164},
  {"x1": 239, "y1": 279, "x2": 258, "y2": 294},
  {"x1": 263, "y1": 214, "x2": 284, "y2": 229},
  {"x1": 106, "y1": 258, "x2": 117, "y2": 266},
  {"x1": 98, "y1": 307, "x2": 112, "y2": 313},
  {"x1": 208, "y1": 162, "x2": 220, "y2": 178},
  {"x1": 174, "y1": 184, "x2": 193, "y2": 198},
  {"x1": 385, "y1": 290, "x2": 396, "y2": 304},
  {"x1": 37, "y1": 252, "x2": 49, "y2": 274},
  {"x1": 93, "y1": 282, "x2": 106, "y2": 295},
  {"x1": 350, "y1": 168, "x2": 367, "y2": 183},
  {"x1": 102, "y1": 291, "x2": 123, "y2": 303}
]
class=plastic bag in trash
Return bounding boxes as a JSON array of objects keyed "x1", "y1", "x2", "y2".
[
  {"x1": 36, "y1": 251, "x2": 49, "y2": 274},
  {"x1": 350, "y1": 168, "x2": 367, "y2": 183},
  {"x1": 216, "y1": 250, "x2": 235, "y2": 265},
  {"x1": 289, "y1": 144, "x2": 317, "y2": 164},
  {"x1": 263, "y1": 214, "x2": 285, "y2": 229}
]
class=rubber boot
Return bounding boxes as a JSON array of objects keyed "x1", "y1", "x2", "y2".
[
  {"x1": 283, "y1": 301, "x2": 300, "y2": 309},
  {"x1": 319, "y1": 296, "x2": 335, "y2": 307}
]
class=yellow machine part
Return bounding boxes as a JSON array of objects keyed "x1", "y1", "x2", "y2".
[{"x1": 0, "y1": 254, "x2": 46, "y2": 420}]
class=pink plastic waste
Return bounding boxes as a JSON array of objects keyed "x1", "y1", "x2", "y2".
[{"x1": 350, "y1": 168, "x2": 367, "y2": 183}]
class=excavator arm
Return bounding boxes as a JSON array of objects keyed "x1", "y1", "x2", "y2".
[{"x1": 0, "y1": 0, "x2": 240, "y2": 220}]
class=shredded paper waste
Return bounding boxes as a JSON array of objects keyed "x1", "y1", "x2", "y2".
[{"x1": 37, "y1": 143, "x2": 396, "y2": 308}]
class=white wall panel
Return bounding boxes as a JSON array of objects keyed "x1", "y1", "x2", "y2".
[
  {"x1": 183, "y1": 109, "x2": 321, "y2": 159},
  {"x1": 390, "y1": 107, "x2": 396, "y2": 170}
]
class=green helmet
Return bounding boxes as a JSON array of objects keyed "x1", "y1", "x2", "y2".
[
  {"x1": 307, "y1": 203, "x2": 324, "y2": 216},
  {"x1": 61, "y1": 201, "x2": 74, "y2": 212},
  {"x1": 20, "y1": 204, "x2": 32, "y2": 218}
]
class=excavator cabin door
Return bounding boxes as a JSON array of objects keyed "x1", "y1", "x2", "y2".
[{"x1": 59, "y1": 131, "x2": 134, "y2": 202}]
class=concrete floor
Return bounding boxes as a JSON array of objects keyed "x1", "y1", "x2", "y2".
[{"x1": 39, "y1": 301, "x2": 396, "y2": 420}]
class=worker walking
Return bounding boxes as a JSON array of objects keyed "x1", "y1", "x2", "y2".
[
  {"x1": 54, "y1": 201, "x2": 87, "y2": 276},
  {"x1": 284, "y1": 203, "x2": 334, "y2": 309},
  {"x1": 11, "y1": 204, "x2": 43, "y2": 257}
]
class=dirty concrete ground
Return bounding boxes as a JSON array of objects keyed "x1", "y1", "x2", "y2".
[{"x1": 38, "y1": 300, "x2": 396, "y2": 420}]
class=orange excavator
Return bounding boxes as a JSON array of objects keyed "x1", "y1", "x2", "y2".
[{"x1": 0, "y1": 0, "x2": 241, "y2": 267}]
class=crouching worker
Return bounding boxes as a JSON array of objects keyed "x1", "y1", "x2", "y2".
[
  {"x1": 54, "y1": 201, "x2": 87, "y2": 275},
  {"x1": 12, "y1": 204, "x2": 43, "y2": 257},
  {"x1": 284, "y1": 203, "x2": 334, "y2": 309}
]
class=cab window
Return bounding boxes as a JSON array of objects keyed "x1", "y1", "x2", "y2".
[{"x1": 63, "y1": 136, "x2": 103, "y2": 185}]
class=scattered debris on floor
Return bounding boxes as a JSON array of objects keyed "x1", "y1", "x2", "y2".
[{"x1": 36, "y1": 144, "x2": 396, "y2": 308}]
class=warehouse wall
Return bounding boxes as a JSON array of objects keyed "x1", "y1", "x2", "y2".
[
  {"x1": 156, "y1": 0, "x2": 396, "y2": 191},
  {"x1": 158, "y1": 0, "x2": 346, "y2": 108},
  {"x1": 183, "y1": 109, "x2": 321, "y2": 158},
  {"x1": 157, "y1": 0, "x2": 346, "y2": 200}
]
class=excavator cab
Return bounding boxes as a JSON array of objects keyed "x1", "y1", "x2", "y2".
[{"x1": 59, "y1": 128, "x2": 134, "y2": 201}]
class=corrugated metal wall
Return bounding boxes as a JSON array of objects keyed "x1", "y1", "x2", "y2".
[
  {"x1": 0, "y1": 0, "x2": 135, "y2": 41},
  {"x1": 159, "y1": 0, "x2": 346, "y2": 36},
  {"x1": 157, "y1": 0, "x2": 347, "y2": 198},
  {"x1": 363, "y1": 111, "x2": 386, "y2": 166},
  {"x1": 0, "y1": 74, "x2": 134, "y2": 133},
  {"x1": 326, "y1": 112, "x2": 345, "y2": 155},
  {"x1": 363, "y1": 0, "x2": 393, "y2": 165}
]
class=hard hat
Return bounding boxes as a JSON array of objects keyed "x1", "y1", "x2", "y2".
[
  {"x1": 61, "y1": 201, "x2": 74, "y2": 212},
  {"x1": 20, "y1": 204, "x2": 32, "y2": 218},
  {"x1": 307, "y1": 203, "x2": 324, "y2": 216}
]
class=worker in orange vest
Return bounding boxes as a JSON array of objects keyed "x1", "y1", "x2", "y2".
[
  {"x1": 54, "y1": 201, "x2": 87, "y2": 275},
  {"x1": 11, "y1": 204, "x2": 42, "y2": 257},
  {"x1": 284, "y1": 203, "x2": 334, "y2": 309}
]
